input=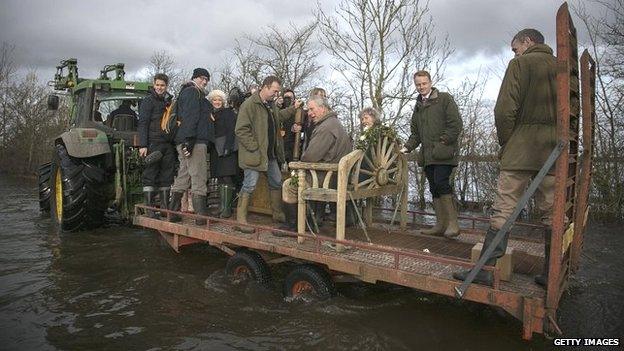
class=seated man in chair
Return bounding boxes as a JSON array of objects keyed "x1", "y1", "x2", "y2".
[{"x1": 275, "y1": 96, "x2": 352, "y2": 233}]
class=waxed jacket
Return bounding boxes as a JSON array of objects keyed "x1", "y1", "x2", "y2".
[
  {"x1": 301, "y1": 111, "x2": 352, "y2": 164},
  {"x1": 235, "y1": 92, "x2": 296, "y2": 171},
  {"x1": 494, "y1": 44, "x2": 558, "y2": 172},
  {"x1": 137, "y1": 88, "x2": 173, "y2": 146},
  {"x1": 404, "y1": 88, "x2": 463, "y2": 167}
]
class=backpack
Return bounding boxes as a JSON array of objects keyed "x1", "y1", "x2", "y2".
[{"x1": 160, "y1": 98, "x2": 179, "y2": 139}]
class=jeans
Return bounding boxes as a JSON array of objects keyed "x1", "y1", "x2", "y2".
[{"x1": 240, "y1": 159, "x2": 282, "y2": 194}]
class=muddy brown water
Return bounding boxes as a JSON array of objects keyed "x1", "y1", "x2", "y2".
[{"x1": 0, "y1": 174, "x2": 622, "y2": 350}]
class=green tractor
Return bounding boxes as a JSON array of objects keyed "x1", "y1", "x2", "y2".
[{"x1": 38, "y1": 58, "x2": 151, "y2": 231}]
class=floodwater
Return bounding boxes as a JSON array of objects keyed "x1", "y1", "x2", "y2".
[{"x1": 0, "y1": 174, "x2": 622, "y2": 350}]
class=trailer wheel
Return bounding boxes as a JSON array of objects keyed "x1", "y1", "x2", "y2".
[
  {"x1": 225, "y1": 250, "x2": 272, "y2": 285},
  {"x1": 38, "y1": 162, "x2": 52, "y2": 212},
  {"x1": 50, "y1": 144, "x2": 107, "y2": 232},
  {"x1": 283, "y1": 264, "x2": 336, "y2": 300}
]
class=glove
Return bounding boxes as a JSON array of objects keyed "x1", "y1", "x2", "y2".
[{"x1": 182, "y1": 138, "x2": 196, "y2": 158}]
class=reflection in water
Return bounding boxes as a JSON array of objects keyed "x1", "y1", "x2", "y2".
[{"x1": 0, "y1": 175, "x2": 622, "y2": 350}]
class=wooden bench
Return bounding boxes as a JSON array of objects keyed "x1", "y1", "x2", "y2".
[{"x1": 289, "y1": 136, "x2": 408, "y2": 248}]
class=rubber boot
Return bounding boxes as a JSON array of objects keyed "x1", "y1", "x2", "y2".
[
  {"x1": 421, "y1": 198, "x2": 447, "y2": 236},
  {"x1": 192, "y1": 195, "x2": 207, "y2": 225},
  {"x1": 158, "y1": 187, "x2": 170, "y2": 219},
  {"x1": 219, "y1": 185, "x2": 234, "y2": 218},
  {"x1": 235, "y1": 192, "x2": 255, "y2": 233},
  {"x1": 270, "y1": 189, "x2": 286, "y2": 223},
  {"x1": 273, "y1": 202, "x2": 297, "y2": 237},
  {"x1": 168, "y1": 191, "x2": 184, "y2": 223},
  {"x1": 143, "y1": 186, "x2": 156, "y2": 218},
  {"x1": 534, "y1": 229, "x2": 551, "y2": 287},
  {"x1": 442, "y1": 194, "x2": 460, "y2": 238},
  {"x1": 452, "y1": 227, "x2": 506, "y2": 286}
]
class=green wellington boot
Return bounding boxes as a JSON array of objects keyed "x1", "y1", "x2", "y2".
[{"x1": 421, "y1": 198, "x2": 447, "y2": 236}]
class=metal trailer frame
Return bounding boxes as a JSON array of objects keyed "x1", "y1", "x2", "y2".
[{"x1": 132, "y1": 3, "x2": 595, "y2": 341}]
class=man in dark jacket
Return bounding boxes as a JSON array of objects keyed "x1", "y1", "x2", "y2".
[
  {"x1": 280, "y1": 89, "x2": 297, "y2": 163},
  {"x1": 402, "y1": 70, "x2": 463, "y2": 238},
  {"x1": 277, "y1": 96, "x2": 352, "y2": 232},
  {"x1": 169, "y1": 68, "x2": 213, "y2": 224},
  {"x1": 234, "y1": 75, "x2": 302, "y2": 232},
  {"x1": 137, "y1": 73, "x2": 175, "y2": 217},
  {"x1": 107, "y1": 100, "x2": 137, "y2": 128},
  {"x1": 454, "y1": 29, "x2": 558, "y2": 287}
]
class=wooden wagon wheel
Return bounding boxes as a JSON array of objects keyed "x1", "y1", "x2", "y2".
[{"x1": 354, "y1": 136, "x2": 404, "y2": 190}]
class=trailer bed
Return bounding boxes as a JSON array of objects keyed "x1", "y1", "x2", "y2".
[{"x1": 134, "y1": 207, "x2": 548, "y2": 339}]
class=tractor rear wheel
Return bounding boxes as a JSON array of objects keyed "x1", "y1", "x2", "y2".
[
  {"x1": 50, "y1": 144, "x2": 107, "y2": 232},
  {"x1": 38, "y1": 162, "x2": 52, "y2": 212}
]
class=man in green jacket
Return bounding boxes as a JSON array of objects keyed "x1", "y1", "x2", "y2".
[
  {"x1": 454, "y1": 29, "x2": 557, "y2": 287},
  {"x1": 235, "y1": 75, "x2": 301, "y2": 232},
  {"x1": 402, "y1": 70, "x2": 463, "y2": 238}
]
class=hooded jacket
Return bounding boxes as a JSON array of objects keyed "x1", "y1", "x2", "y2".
[{"x1": 494, "y1": 43, "x2": 557, "y2": 171}]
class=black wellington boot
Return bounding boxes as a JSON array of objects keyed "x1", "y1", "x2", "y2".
[
  {"x1": 158, "y1": 187, "x2": 170, "y2": 219},
  {"x1": 168, "y1": 191, "x2": 184, "y2": 223},
  {"x1": 192, "y1": 195, "x2": 208, "y2": 225},
  {"x1": 534, "y1": 229, "x2": 551, "y2": 287},
  {"x1": 273, "y1": 203, "x2": 297, "y2": 237},
  {"x1": 452, "y1": 227, "x2": 506, "y2": 286},
  {"x1": 143, "y1": 186, "x2": 156, "y2": 218}
]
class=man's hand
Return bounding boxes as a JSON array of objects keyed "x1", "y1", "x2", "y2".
[
  {"x1": 181, "y1": 138, "x2": 195, "y2": 158},
  {"x1": 292, "y1": 124, "x2": 302, "y2": 133},
  {"x1": 275, "y1": 96, "x2": 284, "y2": 108},
  {"x1": 400, "y1": 147, "x2": 409, "y2": 154},
  {"x1": 139, "y1": 147, "x2": 148, "y2": 157}
]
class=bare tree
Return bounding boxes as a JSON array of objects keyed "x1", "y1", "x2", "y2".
[
  {"x1": 248, "y1": 22, "x2": 321, "y2": 91},
  {"x1": 147, "y1": 50, "x2": 186, "y2": 93},
  {"x1": 317, "y1": 0, "x2": 453, "y2": 126},
  {"x1": 574, "y1": 0, "x2": 624, "y2": 220},
  {"x1": 215, "y1": 22, "x2": 320, "y2": 96},
  {"x1": 0, "y1": 42, "x2": 16, "y2": 151}
]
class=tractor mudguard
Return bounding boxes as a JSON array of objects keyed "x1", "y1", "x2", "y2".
[{"x1": 59, "y1": 128, "x2": 111, "y2": 158}]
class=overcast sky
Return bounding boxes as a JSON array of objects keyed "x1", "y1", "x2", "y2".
[{"x1": 0, "y1": 0, "x2": 605, "y2": 100}]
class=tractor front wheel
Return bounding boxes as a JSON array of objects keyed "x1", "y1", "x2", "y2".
[{"x1": 50, "y1": 144, "x2": 107, "y2": 232}]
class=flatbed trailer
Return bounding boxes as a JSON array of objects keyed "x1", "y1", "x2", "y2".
[{"x1": 133, "y1": 3, "x2": 595, "y2": 341}]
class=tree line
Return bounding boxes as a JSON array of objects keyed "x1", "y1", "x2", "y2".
[{"x1": 0, "y1": 0, "x2": 621, "y2": 221}]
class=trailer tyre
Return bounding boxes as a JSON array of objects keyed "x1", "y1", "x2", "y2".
[
  {"x1": 50, "y1": 144, "x2": 107, "y2": 232},
  {"x1": 38, "y1": 162, "x2": 52, "y2": 212},
  {"x1": 225, "y1": 250, "x2": 272, "y2": 285},
  {"x1": 283, "y1": 264, "x2": 335, "y2": 300}
]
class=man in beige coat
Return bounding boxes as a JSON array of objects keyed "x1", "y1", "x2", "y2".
[{"x1": 277, "y1": 96, "x2": 352, "y2": 232}]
